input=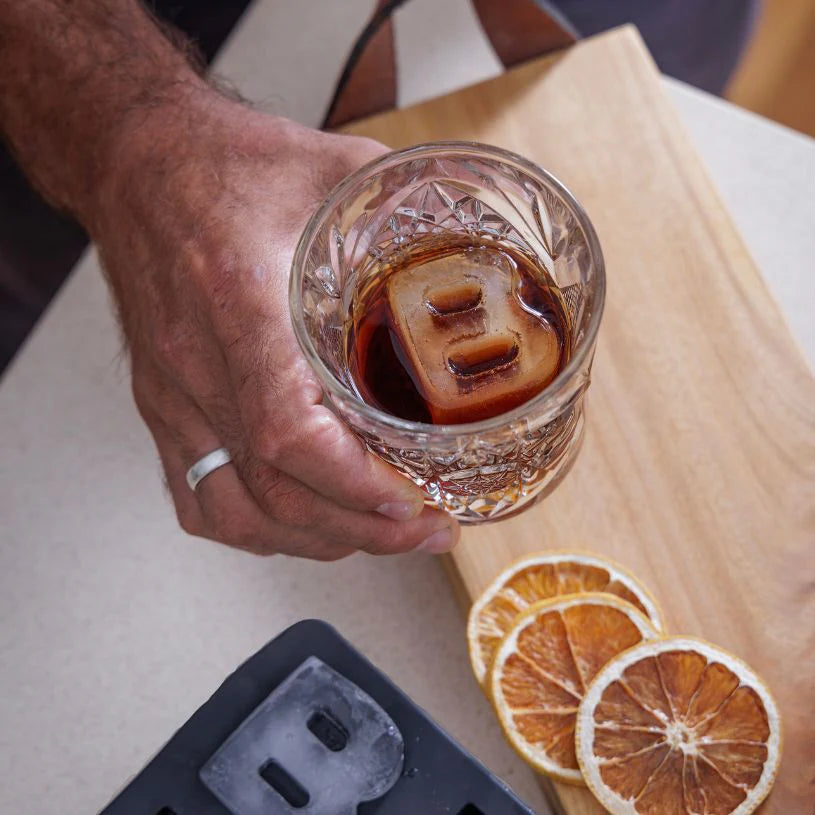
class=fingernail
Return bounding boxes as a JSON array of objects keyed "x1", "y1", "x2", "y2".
[
  {"x1": 376, "y1": 500, "x2": 422, "y2": 521},
  {"x1": 417, "y1": 527, "x2": 456, "y2": 554}
]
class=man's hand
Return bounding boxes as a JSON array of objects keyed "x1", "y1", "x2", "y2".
[
  {"x1": 0, "y1": 0, "x2": 459, "y2": 559},
  {"x1": 95, "y1": 98, "x2": 460, "y2": 559}
]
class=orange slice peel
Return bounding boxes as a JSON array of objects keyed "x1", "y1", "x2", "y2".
[
  {"x1": 489, "y1": 592, "x2": 659, "y2": 783},
  {"x1": 467, "y1": 551, "x2": 664, "y2": 687},
  {"x1": 575, "y1": 636, "x2": 782, "y2": 814}
]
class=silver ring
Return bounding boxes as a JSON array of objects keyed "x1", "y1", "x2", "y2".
[{"x1": 186, "y1": 447, "x2": 232, "y2": 491}]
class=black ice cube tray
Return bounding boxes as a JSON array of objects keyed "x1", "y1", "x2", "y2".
[{"x1": 101, "y1": 619, "x2": 539, "y2": 815}]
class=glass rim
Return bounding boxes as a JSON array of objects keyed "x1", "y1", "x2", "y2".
[{"x1": 289, "y1": 140, "x2": 606, "y2": 437}]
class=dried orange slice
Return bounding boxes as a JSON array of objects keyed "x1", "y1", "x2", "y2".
[
  {"x1": 576, "y1": 637, "x2": 782, "y2": 814},
  {"x1": 468, "y1": 552, "x2": 663, "y2": 686},
  {"x1": 489, "y1": 593, "x2": 658, "y2": 783}
]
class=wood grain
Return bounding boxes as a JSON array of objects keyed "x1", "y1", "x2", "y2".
[{"x1": 345, "y1": 26, "x2": 815, "y2": 814}]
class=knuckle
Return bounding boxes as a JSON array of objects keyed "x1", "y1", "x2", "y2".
[
  {"x1": 358, "y1": 522, "x2": 415, "y2": 556},
  {"x1": 209, "y1": 505, "x2": 256, "y2": 548},
  {"x1": 131, "y1": 375, "x2": 183, "y2": 426},
  {"x1": 153, "y1": 322, "x2": 196, "y2": 372},
  {"x1": 131, "y1": 375, "x2": 155, "y2": 421},
  {"x1": 309, "y1": 412, "x2": 350, "y2": 454},
  {"x1": 133, "y1": 385, "x2": 180, "y2": 435},
  {"x1": 251, "y1": 413, "x2": 309, "y2": 465},
  {"x1": 177, "y1": 506, "x2": 203, "y2": 537},
  {"x1": 130, "y1": 360, "x2": 163, "y2": 416},
  {"x1": 239, "y1": 459, "x2": 317, "y2": 528},
  {"x1": 229, "y1": 523, "x2": 285, "y2": 558},
  {"x1": 232, "y1": 528, "x2": 262, "y2": 552},
  {"x1": 263, "y1": 480, "x2": 317, "y2": 527},
  {"x1": 282, "y1": 530, "x2": 351, "y2": 562},
  {"x1": 234, "y1": 531, "x2": 281, "y2": 557},
  {"x1": 251, "y1": 422, "x2": 287, "y2": 464}
]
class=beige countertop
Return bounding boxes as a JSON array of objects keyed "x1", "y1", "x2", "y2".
[{"x1": 1, "y1": 2, "x2": 813, "y2": 812}]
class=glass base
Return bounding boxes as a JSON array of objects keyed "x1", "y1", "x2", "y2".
[{"x1": 416, "y1": 410, "x2": 585, "y2": 523}]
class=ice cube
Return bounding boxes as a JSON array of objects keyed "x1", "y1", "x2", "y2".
[
  {"x1": 387, "y1": 248, "x2": 561, "y2": 423},
  {"x1": 200, "y1": 657, "x2": 403, "y2": 815}
]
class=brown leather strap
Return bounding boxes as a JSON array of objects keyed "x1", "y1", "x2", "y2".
[
  {"x1": 323, "y1": 0, "x2": 401, "y2": 129},
  {"x1": 323, "y1": 0, "x2": 576, "y2": 129}
]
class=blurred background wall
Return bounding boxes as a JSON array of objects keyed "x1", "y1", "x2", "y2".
[{"x1": 727, "y1": 0, "x2": 815, "y2": 137}]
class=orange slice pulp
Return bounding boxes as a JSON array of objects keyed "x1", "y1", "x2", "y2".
[
  {"x1": 576, "y1": 637, "x2": 782, "y2": 814},
  {"x1": 467, "y1": 552, "x2": 663, "y2": 687},
  {"x1": 489, "y1": 593, "x2": 658, "y2": 783}
]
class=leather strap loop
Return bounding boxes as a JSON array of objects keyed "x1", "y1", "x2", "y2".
[{"x1": 323, "y1": 0, "x2": 576, "y2": 129}]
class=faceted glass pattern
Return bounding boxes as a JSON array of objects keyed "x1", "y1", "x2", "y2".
[{"x1": 290, "y1": 143, "x2": 604, "y2": 522}]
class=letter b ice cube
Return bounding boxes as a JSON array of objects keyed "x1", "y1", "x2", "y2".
[{"x1": 387, "y1": 248, "x2": 563, "y2": 424}]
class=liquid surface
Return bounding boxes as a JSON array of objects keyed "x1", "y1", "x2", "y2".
[{"x1": 347, "y1": 242, "x2": 571, "y2": 424}]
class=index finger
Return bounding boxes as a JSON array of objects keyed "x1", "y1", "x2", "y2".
[{"x1": 218, "y1": 308, "x2": 428, "y2": 520}]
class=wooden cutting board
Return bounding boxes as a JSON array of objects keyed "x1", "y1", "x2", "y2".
[{"x1": 345, "y1": 26, "x2": 815, "y2": 813}]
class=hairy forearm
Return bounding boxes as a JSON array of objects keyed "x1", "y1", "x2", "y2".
[{"x1": 0, "y1": 0, "x2": 210, "y2": 226}]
